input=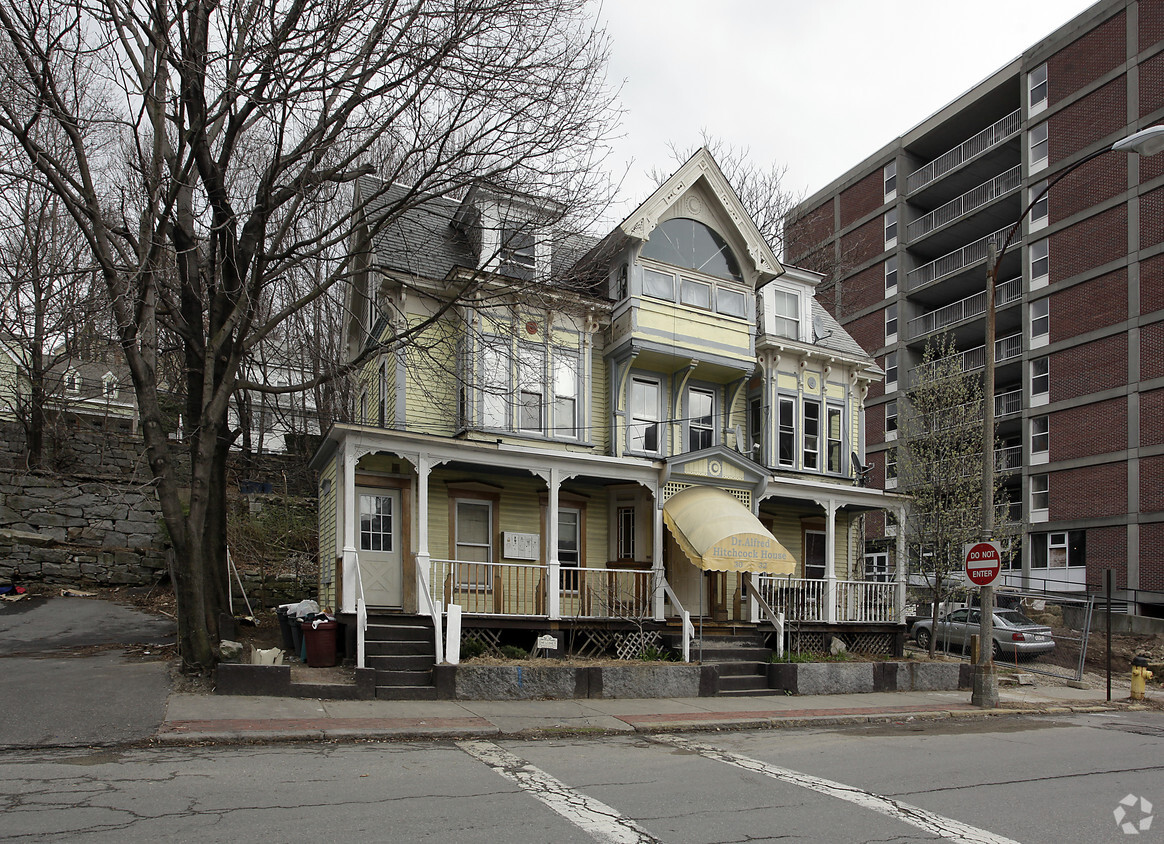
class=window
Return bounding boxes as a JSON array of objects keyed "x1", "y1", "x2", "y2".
[
  {"x1": 359, "y1": 390, "x2": 367, "y2": 424},
  {"x1": 716, "y1": 286, "x2": 748, "y2": 318},
  {"x1": 748, "y1": 396, "x2": 762, "y2": 456},
  {"x1": 885, "y1": 303, "x2": 898, "y2": 343},
  {"x1": 617, "y1": 506, "x2": 636, "y2": 560},
  {"x1": 558, "y1": 508, "x2": 581, "y2": 590},
  {"x1": 883, "y1": 161, "x2": 897, "y2": 201},
  {"x1": 1030, "y1": 122, "x2": 1049, "y2": 171},
  {"x1": 884, "y1": 256, "x2": 898, "y2": 294},
  {"x1": 65, "y1": 370, "x2": 80, "y2": 393},
  {"x1": 1030, "y1": 179, "x2": 1048, "y2": 230},
  {"x1": 102, "y1": 374, "x2": 118, "y2": 399},
  {"x1": 885, "y1": 447, "x2": 897, "y2": 483},
  {"x1": 687, "y1": 386, "x2": 715, "y2": 451},
  {"x1": 639, "y1": 217, "x2": 742, "y2": 281},
  {"x1": 827, "y1": 406, "x2": 843, "y2": 473},
  {"x1": 680, "y1": 277, "x2": 711, "y2": 309},
  {"x1": 804, "y1": 530, "x2": 826, "y2": 580},
  {"x1": 629, "y1": 376, "x2": 661, "y2": 453},
  {"x1": 643, "y1": 267, "x2": 674, "y2": 299},
  {"x1": 359, "y1": 494, "x2": 393, "y2": 552},
  {"x1": 1031, "y1": 298, "x2": 1049, "y2": 344},
  {"x1": 500, "y1": 227, "x2": 536, "y2": 280},
  {"x1": 1031, "y1": 415, "x2": 1049, "y2": 458},
  {"x1": 884, "y1": 208, "x2": 898, "y2": 247},
  {"x1": 1031, "y1": 474, "x2": 1049, "y2": 511},
  {"x1": 1028, "y1": 63, "x2": 1048, "y2": 113},
  {"x1": 1030, "y1": 240, "x2": 1049, "y2": 284},
  {"x1": 477, "y1": 335, "x2": 579, "y2": 437},
  {"x1": 769, "y1": 288, "x2": 800, "y2": 339},
  {"x1": 885, "y1": 399, "x2": 898, "y2": 438},
  {"x1": 553, "y1": 353, "x2": 578, "y2": 438},
  {"x1": 517, "y1": 344, "x2": 544, "y2": 432},
  {"x1": 378, "y1": 359, "x2": 388, "y2": 427},
  {"x1": 803, "y1": 400, "x2": 821, "y2": 470},
  {"x1": 1031, "y1": 530, "x2": 1085, "y2": 568},
  {"x1": 481, "y1": 341, "x2": 510, "y2": 429},
  {"x1": 455, "y1": 499, "x2": 492, "y2": 589},
  {"x1": 865, "y1": 552, "x2": 892, "y2": 583},
  {"x1": 885, "y1": 351, "x2": 898, "y2": 390},
  {"x1": 1031, "y1": 356, "x2": 1049, "y2": 399},
  {"x1": 778, "y1": 396, "x2": 796, "y2": 467}
]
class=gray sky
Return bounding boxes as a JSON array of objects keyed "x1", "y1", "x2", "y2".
[{"x1": 598, "y1": 0, "x2": 1097, "y2": 224}]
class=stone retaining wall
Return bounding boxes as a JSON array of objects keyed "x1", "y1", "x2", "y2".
[
  {"x1": 434, "y1": 663, "x2": 716, "y2": 700},
  {"x1": 0, "y1": 470, "x2": 169, "y2": 585},
  {"x1": 767, "y1": 660, "x2": 970, "y2": 695}
]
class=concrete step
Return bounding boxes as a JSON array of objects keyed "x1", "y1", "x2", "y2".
[
  {"x1": 716, "y1": 687, "x2": 782, "y2": 697},
  {"x1": 375, "y1": 685, "x2": 440, "y2": 701},
  {"x1": 367, "y1": 654, "x2": 435, "y2": 672},
  {"x1": 374, "y1": 668, "x2": 434, "y2": 685},
  {"x1": 714, "y1": 661, "x2": 768, "y2": 677},
  {"x1": 697, "y1": 646, "x2": 772, "y2": 661},
  {"x1": 366, "y1": 623, "x2": 434, "y2": 643},
  {"x1": 717, "y1": 673, "x2": 770, "y2": 693},
  {"x1": 364, "y1": 639, "x2": 433, "y2": 657}
]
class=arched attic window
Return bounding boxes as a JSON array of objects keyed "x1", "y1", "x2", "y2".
[{"x1": 640, "y1": 217, "x2": 742, "y2": 282}]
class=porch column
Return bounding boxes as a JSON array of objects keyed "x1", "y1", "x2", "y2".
[
  {"x1": 895, "y1": 505, "x2": 908, "y2": 623},
  {"x1": 415, "y1": 453, "x2": 433, "y2": 616},
  {"x1": 341, "y1": 445, "x2": 358, "y2": 614},
  {"x1": 546, "y1": 468, "x2": 561, "y2": 621},
  {"x1": 825, "y1": 498, "x2": 838, "y2": 624},
  {"x1": 653, "y1": 492, "x2": 665, "y2": 621}
]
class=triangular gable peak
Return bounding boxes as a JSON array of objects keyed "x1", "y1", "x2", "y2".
[{"x1": 619, "y1": 148, "x2": 783, "y2": 288}]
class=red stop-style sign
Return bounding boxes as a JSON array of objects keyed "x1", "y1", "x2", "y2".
[{"x1": 964, "y1": 541, "x2": 1002, "y2": 586}]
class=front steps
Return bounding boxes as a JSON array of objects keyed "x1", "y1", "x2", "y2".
[
  {"x1": 365, "y1": 613, "x2": 439, "y2": 700},
  {"x1": 665, "y1": 626, "x2": 777, "y2": 696}
]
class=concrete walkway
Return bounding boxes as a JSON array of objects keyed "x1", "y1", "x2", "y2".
[{"x1": 158, "y1": 681, "x2": 1137, "y2": 745}]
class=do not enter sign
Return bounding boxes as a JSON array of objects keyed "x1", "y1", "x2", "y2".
[{"x1": 964, "y1": 541, "x2": 1002, "y2": 586}]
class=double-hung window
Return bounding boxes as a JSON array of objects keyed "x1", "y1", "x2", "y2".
[
  {"x1": 826, "y1": 406, "x2": 843, "y2": 473},
  {"x1": 378, "y1": 359, "x2": 388, "y2": 427},
  {"x1": 1030, "y1": 240, "x2": 1049, "y2": 286},
  {"x1": 885, "y1": 351, "x2": 898, "y2": 391},
  {"x1": 500, "y1": 228, "x2": 536, "y2": 280},
  {"x1": 778, "y1": 396, "x2": 796, "y2": 467},
  {"x1": 803, "y1": 400, "x2": 821, "y2": 470},
  {"x1": 885, "y1": 303, "x2": 898, "y2": 343},
  {"x1": 1030, "y1": 123, "x2": 1049, "y2": 172},
  {"x1": 804, "y1": 530, "x2": 826, "y2": 580},
  {"x1": 1031, "y1": 474, "x2": 1049, "y2": 512},
  {"x1": 769, "y1": 288, "x2": 800, "y2": 339},
  {"x1": 687, "y1": 386, "x2": 715, "y2": 451},
  {"x1": 553, "y1": 353, "x2": 579, "y2": 438},
  {"x1": 517, "y1": 344, "x2": 545, "y2": 433},
  {"x1": 1031, "y1": 415, "x2": 1049, "y2": 461},
  {"x1": 885, "y1": 399, "x2": 898, "y2": 438},
  {"x1": 884, "y1": 208, "x2": 898, "y2": 248},
  {"x1": 455, "y1": 499, "x2": 492, "y2": 589},
  {"x1": 883, "y1": 161, "x2": 897, "y2": 201},
  {"x1": 1031, "y1": 356, "x2": 1050, "y2": 402},
  {"x1": 481, "y1": 341, "x2": 511, "y2": 429},
  {"x1": 1030, "y1": 179, "x2": 1049, "y2": 230},
  {"x1": 1031, "y1": 298, "x2": 1049, "y2": 346},
  {"x1": 629, "y1": 376, "x2": 661, "y2": 454},
  {"x1": 884, "y1": 256, "x2": 898, "y2": 294},
  {"x1": 558, "y1": 508, "x2": 581, "y2": 591},
  {"x1": 1028, "y1": 63, "x2": 1048, "y2": 114}
]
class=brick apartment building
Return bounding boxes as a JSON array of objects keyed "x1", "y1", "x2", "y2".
[{"x1": 786, "y1": 0, "x2": 1164, "y2": 615}]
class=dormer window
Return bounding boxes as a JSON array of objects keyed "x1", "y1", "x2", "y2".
[
  {"x1": 65, "y1": 370, "x2": 81, "y2": 393},
  {"x1": 102, "y1": 372, "x2": 118, "y2": 399},
  {"x1": 769, "y1": 289, "x2": 800, "y2": 339},
  {"x1": 500, "y1": 227, "x2": 536, "y2": 280}
]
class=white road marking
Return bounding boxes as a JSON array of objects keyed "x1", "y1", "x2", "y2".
[
  {"x1": 457, "y1": 739, "x2": 661, "y2": 844},
  {"x1": 651, "y1": 735, "x2": 1023, "y2": 844}
]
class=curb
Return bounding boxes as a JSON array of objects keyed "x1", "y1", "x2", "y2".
[{"x1": 149, "y1": 702, "x2": 1122, "y2": 747}]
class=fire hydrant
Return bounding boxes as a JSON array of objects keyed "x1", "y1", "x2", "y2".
[{"x1": 1131, "y1": 654, "x2": 1154, "y2": 701}]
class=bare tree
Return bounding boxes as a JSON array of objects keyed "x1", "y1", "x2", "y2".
[
  {"x1": 0, "y1": 0, "x2": 617, "y2": 671},
  {"x1": 650, "y1": 132, "x2": 800, "y2": 258},
  {"x1": 897, "y1": 335, "x2": 1014, "y2": 657},
  {"x1": 0, "y1": 174, "x2": 99, "y2": 468}
]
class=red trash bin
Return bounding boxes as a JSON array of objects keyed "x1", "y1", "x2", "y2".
[{"x1": 300, "y1": 619, "x2": 338, "y2": 667}]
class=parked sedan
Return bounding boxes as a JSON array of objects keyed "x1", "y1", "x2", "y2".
[{"x1": 912, "y1": 608, "x2": 1055, "y2": 659}]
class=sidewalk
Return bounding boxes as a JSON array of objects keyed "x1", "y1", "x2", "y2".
[{"x1": 157, "y1": 682, "x2": 1134, "y2": 745}]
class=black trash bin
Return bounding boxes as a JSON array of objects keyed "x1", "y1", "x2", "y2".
[{"x1": 275, "y1": 606, "x2": 296, "y2": 652}]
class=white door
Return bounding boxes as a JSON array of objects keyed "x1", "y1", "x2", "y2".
[{"x1": 358, "y1": 488, "x2": 402, "y2": 608}]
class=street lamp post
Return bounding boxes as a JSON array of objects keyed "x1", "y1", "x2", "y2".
[{"x1": 971, "y1": 124, "x2": 1164, "y2": 709}]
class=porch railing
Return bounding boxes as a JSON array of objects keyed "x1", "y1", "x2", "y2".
[{"x1": 753, "y1": 576, "x2": 900, "y2": 624}]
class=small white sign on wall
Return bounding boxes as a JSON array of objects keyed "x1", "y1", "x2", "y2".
[
  {"x1": 535, "y1": 634, "x2": 558, "y2": 650},
  {"x1": 503, "y1": 531, "x2": 540, "y2": 560}
]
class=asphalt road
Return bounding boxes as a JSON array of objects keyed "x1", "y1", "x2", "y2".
[
  {"x1": 0, "y1": 596, "x2": 174, "y2": 748},
  {"x1": 2, "y1": 710, "x2": 1161, "y2": 843}
]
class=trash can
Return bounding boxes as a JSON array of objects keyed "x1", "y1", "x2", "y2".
[
  {"x1": 275, "y1": 606, "x2": 296, "y2": 652},
  {"x1": 288, "y1": 616, "x2": 304, "y2": 660},
  {"x1": 300, "y1": 619, "x2": 338, "y2": 668}
]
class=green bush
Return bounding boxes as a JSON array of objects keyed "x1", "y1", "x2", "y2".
[
  {"x1": 461, "y1": 638, "x2": 488, "y2": 659},
  {"x1": 638, "y1": 645, "x2": 673, "y2": 662},
  {"x1": 499, "y1": 644, "x2": 528, "y2": 660}
]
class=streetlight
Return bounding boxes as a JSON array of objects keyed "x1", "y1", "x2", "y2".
[{"x1": 972, "y1": 124, "x2": 1164, "y2": 708}]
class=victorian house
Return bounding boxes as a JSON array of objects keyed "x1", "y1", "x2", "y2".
[{"x1": 311, "y1": 149, "x2": 909, "y2": 697}]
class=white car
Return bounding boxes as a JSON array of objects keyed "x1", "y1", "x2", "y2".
[{"x1": 913, "y1": 608, "x2": 1055, "y2": 659}]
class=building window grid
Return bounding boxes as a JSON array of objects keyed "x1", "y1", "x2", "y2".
[
  {"x1": 885, "y1": 303, "x2": 898, "y2": 342},
  {"x1": 1031, "y1": 298, "x2": 1049, "y2": 341},
  {"x1": 1030, "y1": 240, "x2": 1049, "y2": 283},
  {"x1": 1030, "y1": 122, "x2": 1049, "y2": 171},
  {"x1": 1031, "y1": 415, "x2": 1049, "y2": 456},
  {"x1": 885, "y1": 399, "x2": 898, "y2": 437},
  {"x1": 884, "y1": 208, "x2": 898, "y2": 247},
  {"x1": 883, "y1": 161, "x2": 897, "y2": 201},
  {"x1": 1031, "y1": 474, "x2": 1049, "y2": 511},
  {"x1": 1030, "y1": 179, "x2": 1049, "y2": 230},
  {"x1": 884, "y1": 256, "x2": 898, "y2": 294},
  {"x1": 1028, "y1": 64, "x2": 1048, "y2": 113},
  {"x1": 1031, "y1": 356, "x2": 1049, "y2": 397},
  {"x1": 885, "y1": 351, "x2": 898, "y2": 390}
]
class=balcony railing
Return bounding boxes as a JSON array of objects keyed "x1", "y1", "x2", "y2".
[
  {"x1": 752, "y1": 576, "x2": 899, "y2": 624},
  {"x1": 907, "y1": 226, "x2": 1017, "y2": 290},
  {"x1": 915, "y1": 333, "x2": 1023, "y2": 380},
  {"x1": 907, "y1": 109, "x2": 1022, "y2": 194},
  {"x1": 907, "y1": 275, "x2": 1022, "y2": 338},
  {"x1": 996, "y1": 444, "x2": 1023, "y2": 471},
  {"x1": 907, "y1": 165, "x2": 1023, "y2": 241},
  {"x1": 995, "y1": 388, "x2": 1023, "y2": 416}
]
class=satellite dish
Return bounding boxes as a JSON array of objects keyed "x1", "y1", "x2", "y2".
[
  {"x1": 734, "y1": 424, "x2": 746, "y2": 454},
  {"x1": 813, "y1": 314, "x2": 832, "y2": 343}
]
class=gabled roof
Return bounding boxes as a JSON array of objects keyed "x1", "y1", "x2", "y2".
[{"x1": 618, "y1": 147, "x2": 784, "y2": 284}]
